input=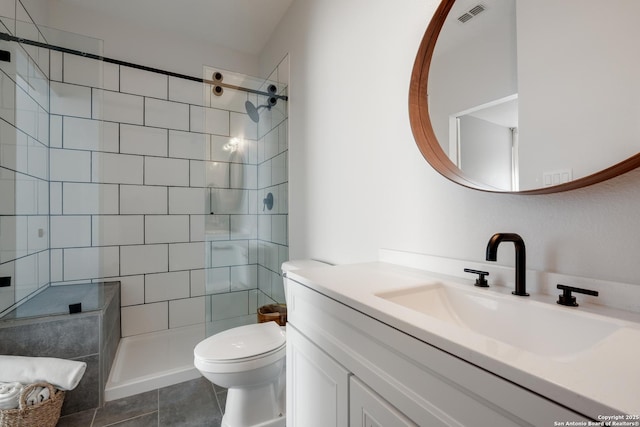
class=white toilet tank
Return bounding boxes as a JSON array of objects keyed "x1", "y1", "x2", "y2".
[{"x1": 281, "y1": 259, "x2": 331, "y2": 304}]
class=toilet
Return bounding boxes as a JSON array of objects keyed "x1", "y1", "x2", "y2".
[{"x1": 194, "y1": 259, "x2": 329, "y2": 427}]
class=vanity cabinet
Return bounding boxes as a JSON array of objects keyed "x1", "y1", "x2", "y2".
[
  {"x1": 286, "y1": 279, "x2": 590, "y2": 426},
  {"x1": 288, "y1": 325, "x2": 417, "y2": 427}
]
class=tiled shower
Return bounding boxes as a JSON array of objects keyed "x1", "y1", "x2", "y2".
[
  {"x1": 0, "y1": 0, "x2": 289, "y2": 394},
  {"x1": 46, "y1": 56, "x2": 289, "y2": 338}
]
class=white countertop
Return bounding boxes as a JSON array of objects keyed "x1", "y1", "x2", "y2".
[{"x1": 287, "y1": 262, "x2": 640, "y2": 420}]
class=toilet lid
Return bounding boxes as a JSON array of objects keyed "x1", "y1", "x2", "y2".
[{"x1": 194, "y1": 321, "x2": 286, "y2": 362}]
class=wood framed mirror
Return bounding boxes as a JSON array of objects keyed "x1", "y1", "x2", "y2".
[{"x1": 409, "y1": 0, "x2": 640, "y2": 194}]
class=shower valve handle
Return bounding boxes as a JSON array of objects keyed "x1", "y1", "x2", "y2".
[{"x1": 263, "y1": 193, "x2": 274, "y2": 211}]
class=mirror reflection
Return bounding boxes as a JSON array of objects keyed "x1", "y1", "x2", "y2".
[{"x1": 427, "y1": 0, "x2": 640, "y2": 191}]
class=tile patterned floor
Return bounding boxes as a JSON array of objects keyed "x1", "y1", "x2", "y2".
[{"x1": 57, "y1": 377, "x2": 226, "y2": 427}]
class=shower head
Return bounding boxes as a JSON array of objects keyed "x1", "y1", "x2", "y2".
[
  {"x1": 244, "y1": 100, "x2": 260, "y2": 123},
  {"x1": 245, "y1": 96, "x2": 278, "y2": 123}
]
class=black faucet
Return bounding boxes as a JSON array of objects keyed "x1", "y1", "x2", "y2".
[{"x1": 485, "y1": 233, "x2": 529, "y2": 296}]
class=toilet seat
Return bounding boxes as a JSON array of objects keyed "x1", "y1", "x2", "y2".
[
  {"x1": 194, "y1": 322, "x2": 286, "y2": 374},
  {"x1": 195, "y1": 344, "x2": 285, "y2": 374}
]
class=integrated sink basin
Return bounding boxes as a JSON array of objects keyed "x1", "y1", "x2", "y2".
[{"x1": 377, "y1": 283, "x2": 623, "y2": 358}]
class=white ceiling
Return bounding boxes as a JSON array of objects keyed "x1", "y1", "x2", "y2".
[{"x1": 54, "y1": 0, "x2": 294, "y2": 55}]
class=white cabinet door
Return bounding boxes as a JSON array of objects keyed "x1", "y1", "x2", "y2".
[
  {"x1": 286, "y1": 324, "x2": 349, "y2": 427},
  {"x1": 350, "y1": 377, "x2": 421, "y2": 427}
]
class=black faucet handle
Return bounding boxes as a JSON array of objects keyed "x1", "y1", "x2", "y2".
[
  {"x1": 556, "y1": 284, "x2": 599, "y2": 307},
  {"x1": 464, "y1": 268, "x2": 489, "y2": 287}
]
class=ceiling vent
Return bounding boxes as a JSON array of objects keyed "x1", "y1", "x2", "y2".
[
  {"x1": 457, "y1": 4, "x2": 486, "y2": 23},
  {"x1": 458, "y1": 13, "x2": 473, "y2": 23}
]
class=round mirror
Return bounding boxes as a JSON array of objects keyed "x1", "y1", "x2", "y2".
[{"x1": 409, "y1": 0, "x2": 640, "y2": 194}]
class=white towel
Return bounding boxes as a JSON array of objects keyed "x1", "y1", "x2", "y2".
[
  {"x1": 0, "y1": 356, "x2": 86, "y2": 391},
  {"x1": 25, "y1": 386, "x2": 43, "y2": 406},
  {"x1": 37, "y1": 386, "x2": 50, "y2": 403},
  {"x1": 0, "y1": 382, "x2": 23, "y2": 410}
]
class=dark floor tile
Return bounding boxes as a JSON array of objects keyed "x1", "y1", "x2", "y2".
[
  {"x1": 158, "y1": 378, "x2": 222, "y2": 427},
  {"x1": 93, "y1": 389, "x2": 158, "y2": 427},
  {"x1": 211, "y1": 383, "x2": 226, "y2": 395},
  {"x1": 108, "y1": 412, "x2": 158, "y2": 427},
  {"x1": 57, "y1": 408, "x2": 96, "y2": 426},
  {"x1": 210, "y1": 382, "x2": 227, "y2": 415},
  {"x1": 214, "y1": 390, "x2": 227, "y2": 415}
]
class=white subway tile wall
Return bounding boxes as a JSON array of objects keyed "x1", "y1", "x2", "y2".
[
  {"x1": 146, "y1": 98, "x2": 189, "y2": 130},
  {"x1": 62, "y1": 183, "x2": 119, "y2": 214},
  {"x1": 92, "y1": 89, "x2": 144, "y2": 124},
  {"x1": 62, "y1": 246, "x2": 120, "y2": 281},
  {"x1": 50, "y1": 148, "x2": 91, "y2": 182},
  {"x1": 144, "y1": 156, "x2": 189, "y2": 186},
  {"x1": 117, "y1": 275, "x2": 145, "y2": 306},
  {"x1": 43, "y1": 56, "x2": 289, "y2": 336},
  {"x1": 169, "y1": 130, "x2": 209, "y2": 160},
  {"x1": 144, "y1": 215, "x2": 190, "y2": 244},
  {"x1": 121, "y1": 124, "x2": 168, "y2": 157},
  {"x1": 120, "y1": 66, "x2": 168, "y2": 99},
  {"x1": 120, "y1": 185, "x2": 167, "y2": 214},
  {"x1": 119, "y1": 244, "x2": 169, "y2": 276},
  {"x1": 92, "y1": 215, "x2": 144, "y2": 246},
  {"x1": 62, "y1": 116, "x2": 119, "y2": 152},
  {"x1": 169, "y1": 296, "x2": 206, "y2": 329},
  {"x1": 50, "y1": 81, "x2": 91, "y2": 117},
  {"x1": 121, "y1": 301, "x2": 168, "y2": 336},
  {"x1": 50, "y1": 215, "x2": 91, "y2": 248},
  {"x1": 168, "y1": 77, "x2": 206, "y2": 106},
  {"x1": 145, "y1": 271, "x2": 190, "y2": 303},
  {"x1": 190, "y1": 269, "x2": 206, "y2": 297},
  {"x1": 93, "y1": 152, "x2": 144, "y2": 184},
  {"x1": 169, "y1": 242, "x2": 206, "y2": 271},
  {"x1": 63, "y1": 54, "x2": 104, "y2": 88}
]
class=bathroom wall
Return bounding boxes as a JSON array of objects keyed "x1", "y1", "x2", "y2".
[
  {"x1": 0, "y1": 1, "x2": 50, "y2": 313},
  {"x1": 516, "y1": 0, "x2": 640, "y2": 189},
  {"x1": 260, "y1": 0, "x2": 640, "y2": 291}
]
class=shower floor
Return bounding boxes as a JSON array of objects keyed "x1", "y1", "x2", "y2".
[{"x1": 105, "y1": 324, "x2": 205, "y2": 401}]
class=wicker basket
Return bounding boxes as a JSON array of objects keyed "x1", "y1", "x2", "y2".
[
  {"x1": 257, "y1": 304, "x2": 287, "y2": 326},
  {"x1": 0, "y1": 383, "x2": 65, "y2": 427}
]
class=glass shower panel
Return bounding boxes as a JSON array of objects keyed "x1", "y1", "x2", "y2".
[
  {"x1": 42, "y1": 24, "x2": 105, "y2": 290},
  {"x1": 0, "y1": 14, "x2": 103, "y2": 316},
  {"x1": 256, "y1": 57, "x2": 289, "y2": 309},
  {"x1": 202, "y1": 59, "x2": 289, "y2": 337},
  {"x1": 0, "y1": 16, "x2": 51, "y2": 313}
]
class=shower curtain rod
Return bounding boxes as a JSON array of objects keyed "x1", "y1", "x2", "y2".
[{"x1": 0, "y1": 31, "x2": 288, "y2": 101}]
